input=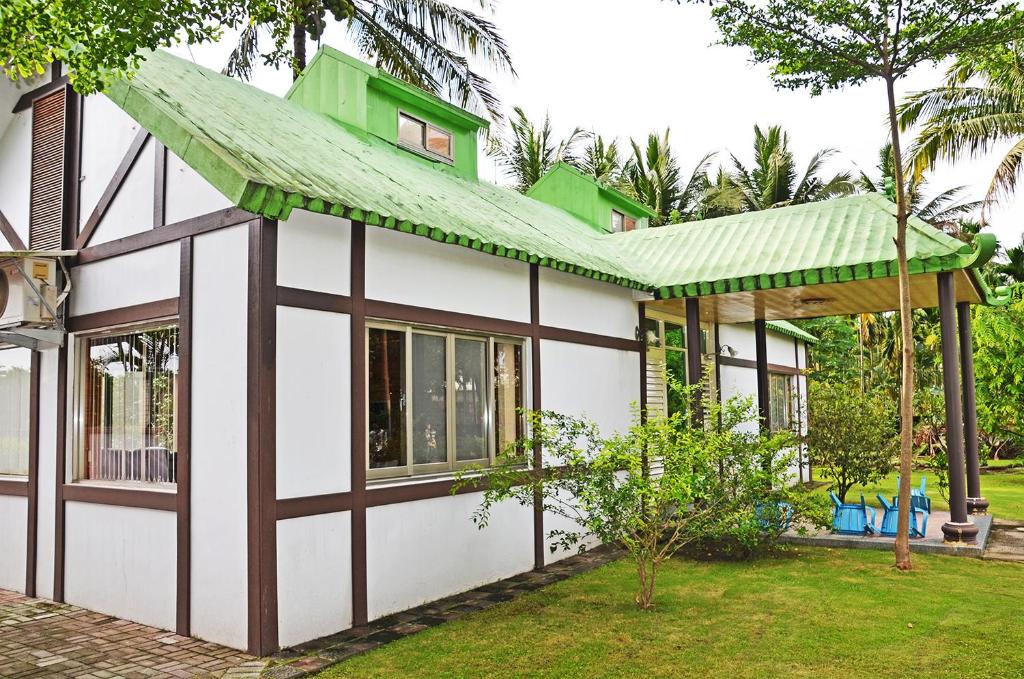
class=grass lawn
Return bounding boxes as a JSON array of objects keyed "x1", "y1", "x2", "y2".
[
  {"x1": 316, "y1": 548, "x2": 1024, "y2": 679},
  {"x1": 812, "y1": 467, "x2": 1024, "y2": 520}
]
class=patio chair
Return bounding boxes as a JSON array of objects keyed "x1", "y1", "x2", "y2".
[
  {"x1": 755, "y1": 501, "x2": 794, "y2": 532},
  {"x1": 876, "y1": 494, "x2": 929, "y2": 538},
  {"x1": 894, "y1": 476, "x2": 932, "y2": 514},
  {"x1": 829, "y1": 492, "x2": 877, "y2": 535}
]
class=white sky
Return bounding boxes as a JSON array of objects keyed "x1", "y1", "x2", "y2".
[{"x1": 171, "y1": 0, "x2": 1023, "y2": 250}]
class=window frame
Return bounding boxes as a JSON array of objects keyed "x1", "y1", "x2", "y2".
[
  {"x1": 397, "y1": 111, "x2": 455, "y2": 164},
  {"x1": 768, "y1": 372, "x2": 795, "y2": 432},
  {"x1": 366, "y1": 320, "x2": 526, "y2": 481},
  {"x1": 71, "y1": 318, "x2": 180, "y2": 490},
  {"x1": 611, "y1": 209, "x2": 625, "y2": 233}
]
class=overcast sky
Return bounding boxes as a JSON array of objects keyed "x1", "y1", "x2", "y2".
[{"x1": 172, "y1": 0, "x2": 1022, "y2": 250}]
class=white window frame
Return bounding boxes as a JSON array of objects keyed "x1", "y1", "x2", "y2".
[
  {"x1": 366, "y1": 320, "x2": 526, "y2": 481},
  {"x1": 71, "y1": 318, "x2": 179, "y2": 490},
  {"x1": 397, "y1": 111, "x2": 454, "y2": 163}
]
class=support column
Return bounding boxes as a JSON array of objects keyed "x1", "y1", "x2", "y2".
[
  {"x1": 638, "y1": 303, "x2": 648, "y2": 421},
  {"x1": 754, "y1": 319, "x2": 770, "y2": 432},
  {"x1": 685, "y1": 298, "x2": 703, "y2": 427},
  {"x1": 938, "y1": 273, "x2": 977, "y2": 543},
  {"x1": 958, "y1": 301, "x2": 988, "y2": 514}
]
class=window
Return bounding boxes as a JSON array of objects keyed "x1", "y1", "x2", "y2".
[
  {"x1": 769, "y1": 373, "x2": 794, "y2": 432},
  {"x1": 398, "y1": 112, "x2": 453, "y2": 161},
  {"x1": 0, "y1": 348, "x2": 31, "y2": 477},
  {"x1": 624, "y1": 216, "x2": 637, "y2": 232},
  {"x1": 78, "y1": 325, "x2": 179, "y2": 486},
  {"x1": 611, "y1": 210, "x2": 624, "y2": 233},
  {"x1": 367, "y1": 323, "x2": 525, "y2": 479}
]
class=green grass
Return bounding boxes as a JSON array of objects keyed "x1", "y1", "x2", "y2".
[
  {"x1": 813, "y1": 467, "x2": 1024, "y2": 520},
  {"x1": 316, "y1": 549, "x2": 1024, "y2": 679}
]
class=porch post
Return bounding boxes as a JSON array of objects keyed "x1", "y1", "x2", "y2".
[
  {"x1": 685, "y1": 298, "x2": 703, "y2": 427},
  {"x1": 958, "y1": 301, "x2": 988, "y2": 514},
  {"x1": 937, "y1": 273, "x2": 977, "y2": 543},
  {"x1": 754, "y1": 319, "x2": 770, "y2": 432}
]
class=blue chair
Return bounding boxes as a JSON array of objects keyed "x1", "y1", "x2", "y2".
[
  {"x1": 829, "y1": 492, "x2": 877, "y2": 535},
  {"x1": 756, "y1": 501, "x2": 794, "y2": 532},
  {"x1": 894, "y1": 476, "x2": 932, "y2": 514},
  {"x1": 877, "y1": 494, "x2": 929, "y2": 538}
]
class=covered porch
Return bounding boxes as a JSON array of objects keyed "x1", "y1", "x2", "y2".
[{"x1": 618, "y1": 194, "x2": 1012, "y2": 543}]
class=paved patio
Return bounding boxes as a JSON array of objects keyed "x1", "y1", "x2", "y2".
[
  {"x1": 781, "y1": 510, "x2": 994, "y2": 556},
  {"x1": 0, "y1": 589, "x2": 265, "y2": 678}
]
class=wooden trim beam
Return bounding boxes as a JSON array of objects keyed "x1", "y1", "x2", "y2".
[
  {"x1": 154, "y1": 142, "x2": 167, "y2": 229},
  {"x1": 176, "y1": 238, "x2": 193, "y2": 635},
  {"x1": 753, "y1": 320, "x2": 770, "y2": 431},
  {"x1": 529, "y1": 264, "x2": 543, "y2": 570},
  {"x1": 12, "y1": 76, "x2": 69, "y2": 113},
  {"x1": 53, "y1": 345, "x2": 68, "y2": 601},
  {"x1": 76, "y1": 130, "x2": 151, "y2": 250},
  {"x1": 0, "y1": 479, "x2": 28, "y2": 496},
  {"x1": 717, "y1": 355, "x2": 805, "y2": 376},
  {"x1": 61, "y1": 484, "x2": 177, "y2": 511},
  {"x1": 25, "y1": 351, "x2": 40, "y2": 595},
  {"x1": 365, "y1": 299, "x2": 530, "y2": 338},
  {"x1": 277, "y1": 492, "x2": 353, "y2": 520},
  {"x1": 67, "y1": 298, "x2": 179, "y2": 333},
  {"x1": 349, "y1": 221, "x2": 368, "y2": 627},
  {"x1": 277, "y1": 287, "x2": 352, "y2": 314},
  {"x1": 0, "y1": 209, "x2": 26, "y2": 250},
  {"x1": 685, "y1": 298, "x2": 702, "y2": 427}
]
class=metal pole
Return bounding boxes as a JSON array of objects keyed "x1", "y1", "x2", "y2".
[
  {"x1": 938, "y1": 273, "x2": 977, "y2": 543},
  {"x1": 957, "y1": 301, "x2": 988, "y2": 514}
]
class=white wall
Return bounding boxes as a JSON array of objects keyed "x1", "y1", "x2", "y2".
[
  {"x1": 365, "y1": 228, "x2": 530, "y2": 322},
  {"x1": 189, "y1": 224, "x2": 249, "y2": 649},
  {"x1": 0, "y1": 107, "x2": 31, "y2": 246},
  {"x1": 83, "y1": 142, "x2": 155, "y2": 246},
  {"x1": 538, "y1": 268, "x2": 636, "y2": 339},
  {"x1": 33, "y1": 348, "x2": 58, "y2": 599},
  {"x1": 63, "y1": 502, "x2": 176, "y2": 630},
  {"x1": 164, "y1": 150, "x2": 232, "y2": 225},
  {"x1": 277, "y1": 512, "x2": 352, "y2": 648},
  {"x1": 277, "y1": 210, "x2": 350, "y2": 296},
  {"x1": 365, "y1": 492, "x2": 533, "y2": 621},
  {"x1": 0, "y1": 495, "x2": 27, "y2": 591},
  {"x1": 70, "y1": 244, "x2": 179, "y2": 317},
  {"x1": 276, "y1": 306, "x2": 351, "y2": 498}
]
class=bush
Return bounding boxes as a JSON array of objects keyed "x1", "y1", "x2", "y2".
[{"x1": 807, "y1": 382, "x2": 896, "y2": 502}]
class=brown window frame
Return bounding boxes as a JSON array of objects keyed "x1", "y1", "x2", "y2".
[{"x1": 397, "y1": 111, "x2": 454, "y2": 163}]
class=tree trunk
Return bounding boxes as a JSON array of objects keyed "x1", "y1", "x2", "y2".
[
  {"x1": 292, "y1": 21, "x2": 307, "y2": 80},
  {"x1": 885, "y1": 75, "x2": 914, "y2": 571}
]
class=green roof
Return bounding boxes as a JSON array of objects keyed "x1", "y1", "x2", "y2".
[
  {"x1": 766, "y1": 320, "x2": 818, "y2": 344},
  {"x1": 106, "y1": 50, "x2": 1009, "y2": 307}
]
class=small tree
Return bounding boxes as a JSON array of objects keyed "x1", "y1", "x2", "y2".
[
  {"x1": 807, "y1": 382, "x2": 896, "y2": 502},
  {"x1": 683, "y1": 0, "x2": 1024, "y2": 570}
]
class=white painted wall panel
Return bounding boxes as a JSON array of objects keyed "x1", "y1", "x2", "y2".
[
  {"x1": 366, "y1": 492, "x2": 533, "y2": 621},
  {"x1": 0, "y1": 495, "x2": 27, "y2": 592},
  {"x1": 277, "y1": 306, "x2": 351, "y2": 498},
  {"x1": 78, "y1": 94, "x2": 144, "y2": 229},
  {"x1": 538, "y1": 340, "x2": 639, "y2": 439},
  {"x1": 767, "y1": 331, "x2": 799, "y2": 366},
  {"x1": 277, "y1": 211, "x2": 351, "y2": 296},
  {"x1": 163, "y1": 150, "x2": 233, "y2": 225},
  {"x1": 34, "y1": 348, "x2": 58, "y2": 599},
  {"x1": 63, "y1": 502, "x2": 176, "y2": 629},
  {"x1": 718, "y1": 323, "x2": 757, "y2": 360},
  {"x1": 277, "y1": 512, "x2": 352, "y2": 648},
  {"x1": 84, "y1": 142, "x2": 155, "y2": 246},
  {"x1": 0, "y1": 109, "x2": 31, "y2": 243},
  {"x1": 365, "y1": 228, "x2": 530, "y2": 322},
  {"x1": 70, "y1": 243, "x2": 179, "y2": 317},
  {"x1": 538, "y1": 268, "x2": 636, "y2": 339},
  {"x1": 189, "y1": 225, "x2": 249, "y2": 649}
]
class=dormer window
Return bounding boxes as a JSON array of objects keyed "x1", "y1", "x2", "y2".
[
  {"x1": 611, "y1": 210, "x2": 637, "y2": 233},
  {"x1": 398, "y1": 112, "x2": 453, "y2": 162}
]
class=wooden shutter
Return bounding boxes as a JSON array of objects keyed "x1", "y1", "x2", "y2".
[
  {"x1": 645, "y1": 348, "x2": 668, "y2": 417},
  {"x1": 29, "y1": 90, "x2": 67, "y2": 250}
]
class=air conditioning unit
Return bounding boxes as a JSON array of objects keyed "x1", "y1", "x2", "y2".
[{"x1": 0, "y1": 257, "x2": 57, "y2": 329}]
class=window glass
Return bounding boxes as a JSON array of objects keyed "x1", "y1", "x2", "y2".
[
  {"x1": 82, "y1": 326, "x2": 178, "y2": 484},
  {"x1": 426, "y1": 126, "x2": 453, "y2": 159},
  {"x1": 611, "y1": 210, "x2": 625, "y2": 232},
  {"x1": 412, "y1": 333, "x2": 447, "y2": 464},
  {"x1": 665, "y1": 348, "x2": 687, "y2": 417},
  {"x1": 494, "y1": 342, "x2": 523, "y2": 457},
  {"x1": 0, "y1": 348, "x2": 31, "y2": 476},
  {"x1": 398, "y1": 113, "x2": 425, "y2": 148},
  {"x1": 454, "y1": 338, "x2": 487, "y2": 461},
  {"x1": 664, "y1": 322, "x2": 685, "y2": 349},
  {"x1": 624, "y1": 216, "x2": 637, "y2": 232},
  {"x1": 769, "y1": 373, "x2": 793, "y2": 431},
  {"x1": 368, "y1": 328, "x2": 406, "y2": 470}
]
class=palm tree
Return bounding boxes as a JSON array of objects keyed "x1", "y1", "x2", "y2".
[
  {"x1": 727, "y1": 125, "x2": 855, "y2": 211},
  {"x1": 858, "y1": 143, "x2": 982, "y2": 233},
  {"x1": 225, "y1": 0, "x2": 515, "y2": 122},
  {"x1": 899, "y1": 45, "x2": 1024, "y2": 214},
  {"x1": 621, "y1": 130, "x2": 683, "y2": 226},
  {"x1": 490, "y1": 107, "x2": 587, "y2": 193},
  {"x1": 575, "y1": 135, "x2": 622, "y2": 185},
  {"x1": 997, "y1": 236, "x2": 1024, "y2": 283}
]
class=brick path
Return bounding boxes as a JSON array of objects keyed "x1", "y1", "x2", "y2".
[{"x1": 0, "y1": 589, "x2": 265, "y2": 678}]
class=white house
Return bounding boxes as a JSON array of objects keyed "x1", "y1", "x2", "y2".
[{"x1": 9, "y1": 46, "x2": 1001, "y2": 656}]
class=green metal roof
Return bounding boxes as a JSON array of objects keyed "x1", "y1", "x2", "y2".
[
  {"x1": 766, "y1": 320, "x2": 818, "y2": 344},
  {"x1": 106, "y1": 50, "x2": 1009, "y2": 307}
]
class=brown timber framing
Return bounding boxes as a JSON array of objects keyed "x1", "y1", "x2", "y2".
[
  {"x1": 154, "y1": 142, "x2": 168, "y2": 228},
  {"x1": 12, "y1": 76, "x2": 70, "y2": 113},
  {"x1": 350, "y1": 220, "x2": 369, "y2": 627},
  {"x1": 61, "y1": 484, "x2": 177, "y2": 511},
  {"x1": 530, "y1": 264, "x2": 543, "y2": 570},
  {"x1": 176, "y1": 237, "x2": 194, "y2": 636},
  {"x1": 247, "y1": 217, "x2": 279, "y2": 655},
  {"x1": 0, "y1": 209, "x2": 26, "y2": 250},
  {"x1": 75, "y1": 129, "x2": 151, "y2": 249},
  {"x1": 717, "y1": 354, "x2": 805, "y2": 376},
  {"x1": 67, "y1": 297, "x2": 179, "y2": 333},
  {"x1": 25, "y1": 351, "x2": 41, "y2": 595}
]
